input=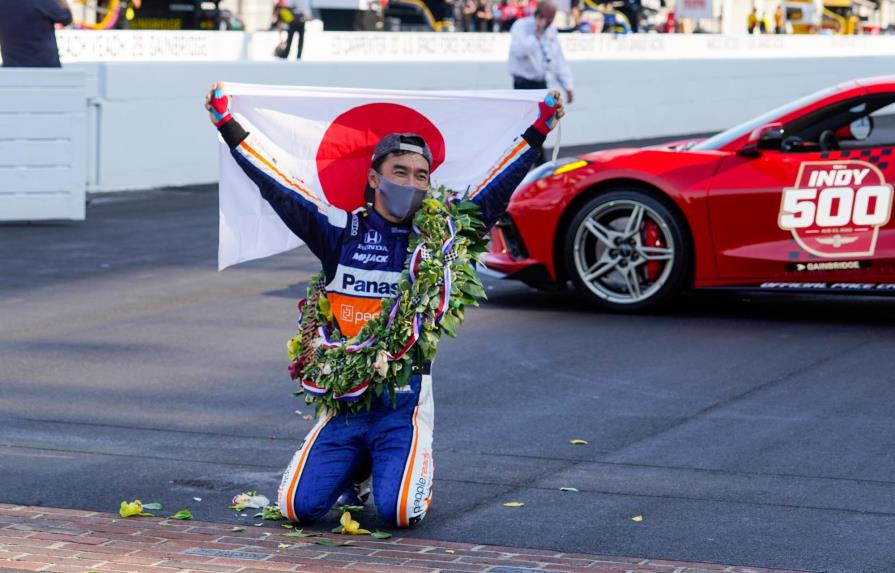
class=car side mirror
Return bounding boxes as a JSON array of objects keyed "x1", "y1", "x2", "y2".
[{"x1": 739, "y1": 122, "x2": 784, "y2": 157}]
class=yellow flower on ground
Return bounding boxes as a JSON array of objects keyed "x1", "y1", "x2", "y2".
[
  {"x1": 338, "y1": 511, "x2": 370, "y2": 535},
  {"x1": 119, "y1": 500, "x2": 153, "y2": 518}
]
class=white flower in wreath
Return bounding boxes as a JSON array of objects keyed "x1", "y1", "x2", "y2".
[
  {"x1": 321, "y1": 363, "x2": 332, "y2": 375},
  {"x1": 373, "y1": 350, "x2": 389, "y2": 378}
]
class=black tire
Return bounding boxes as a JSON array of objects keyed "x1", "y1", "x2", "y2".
[{"x1": 563, "y1": 188, "x2": 690, "y2": 311}]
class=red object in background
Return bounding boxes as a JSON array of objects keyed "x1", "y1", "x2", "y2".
[
  {"x1": 484, "y1": 77, "x2": 895, "y2": 310},
  {"x1": 315, "y1": 103, "x2": 445, "y2": 211},
  {"x1": 663, "y1": 10, "x2": 676, "y2": 33}
]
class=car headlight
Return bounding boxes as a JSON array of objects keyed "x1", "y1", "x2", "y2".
[{"x1": 520, "y1": 157, "x2": 589, "y2": 186}]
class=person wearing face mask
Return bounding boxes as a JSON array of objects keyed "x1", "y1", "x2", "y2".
[{"x1": 205, "y1": 83, "x2": 564, "y2": 527}]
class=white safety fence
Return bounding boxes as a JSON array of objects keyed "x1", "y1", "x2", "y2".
[
  {"x1": 4, "y1": 32, "x2": 895, "y2": 221},
  {"x1": 0, "y1": 70, "x2": 87, "y2": 222}
]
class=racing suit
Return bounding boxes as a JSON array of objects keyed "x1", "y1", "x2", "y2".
[{"x1": 215, "y1": 104, "x2": 548, "y2": 528}]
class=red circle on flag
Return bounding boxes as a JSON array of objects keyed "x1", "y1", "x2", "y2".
[{"x1": 315, "y1": 103, "x2": 446, "y2": 211}]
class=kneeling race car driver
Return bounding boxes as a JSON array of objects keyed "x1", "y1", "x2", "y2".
[{"x1": 206, "y1": 83, "x2": 564, "y2": 527}]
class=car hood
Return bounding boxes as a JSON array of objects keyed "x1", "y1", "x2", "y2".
[
  {"x1": 579, "y1": 138, "x2": 708, "y2": 161},
  {"x1": 648, "y1": 137, "x2": 707, "y2": 150}
]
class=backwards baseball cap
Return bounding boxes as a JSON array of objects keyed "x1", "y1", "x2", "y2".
[{"x1": 371, "y1": 133, "x2": 433, "y2": 167}]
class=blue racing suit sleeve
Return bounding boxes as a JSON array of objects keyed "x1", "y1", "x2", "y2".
[
  {"x1": 218, "y1": 115, "x2": 346, "y2": 263},
  {"x1": 465, "y1": 126, "x2": 546, "y2": 231}
]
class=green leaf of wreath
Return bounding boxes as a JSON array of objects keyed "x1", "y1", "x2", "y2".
[{"x1": 287, "y1": 188, "x2": 488, "y2": 414}]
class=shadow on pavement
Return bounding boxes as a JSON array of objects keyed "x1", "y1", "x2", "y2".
[{"x1": 483, "y1": 280, "x2": 895, "y2": 326}]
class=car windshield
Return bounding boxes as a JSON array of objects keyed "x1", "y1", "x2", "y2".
[{"x1": 691, "y1": 86, "x2": 843, "y2": 151}]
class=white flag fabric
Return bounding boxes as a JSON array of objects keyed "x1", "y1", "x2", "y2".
[{"x1": 217, "y1": 84, "x2": 545, "y2": 270}]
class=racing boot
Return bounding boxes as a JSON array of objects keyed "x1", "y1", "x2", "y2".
[
  {"x1": 335, "y1": 458, "x2": 372, "y2": 509},
  {"x1": 335, "y1": 481, "x2": 371, "y2": 508}
]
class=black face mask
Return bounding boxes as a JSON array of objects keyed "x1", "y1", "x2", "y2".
[{"x1": 375, "y1": 174, "x2": 427, "y2": 222}]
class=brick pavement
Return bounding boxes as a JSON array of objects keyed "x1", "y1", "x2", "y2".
[{"x1": 0, "y1": 504, "x2": 809, "y2": 573}]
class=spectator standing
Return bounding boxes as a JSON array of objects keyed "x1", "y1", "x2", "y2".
[
  {"x1": 460, "y1": 0, "x2": 478, "y2": 31},
  {"x1": 523, "y1": 0, "x2": 537, "y2": 18},
  {"x1": 747, "y1": 7, "x2": 758, "y2": 33},
  {"x1": 508, "y1": 0, "x2": 572, "y2": 165},
  {"x1": 0, "y1": 0, "x2": 72, "y2": 67},
  {"x1": 622, "y1": 0, "x2": 641, "y2": 32},
  {"x1": 774, "y1": 5, "x2": 784, "y2": 34},
  {"x1": 498, "y1": 0, "x2": 514, "y2": 31},
  {"x1": 475, "y1": 0, "x2": 495, "y2": 32},
  {"x1": 508, "y1": 0, "x2": 574, "y2": 103},
  {"x1": 114, "y1": 0, "x2": 143, "y2": 29},
  {"x1": 273, "y1": 0, "x2": 308, "y2": 59}
]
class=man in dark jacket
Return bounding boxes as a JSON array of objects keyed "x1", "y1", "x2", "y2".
[
  {"x1": 0, "y1": 0, "x2": 72, "y2": 67},
  {"x1": 272, "y1": 0, "x2": 306, "y2": 59}
]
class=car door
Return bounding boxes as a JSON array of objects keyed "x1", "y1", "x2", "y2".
[{"x1": 707, "y1": 94, "x2": 895, "y2": 285}]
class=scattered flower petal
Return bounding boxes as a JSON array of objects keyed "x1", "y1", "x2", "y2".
[
  {"x1": 278, "y1": 543, "x2": 291, "y2": 550},
  {"x1": 283, "y1": 530, "x2": 322, "y2": 538},
  {"x1": 260, "y1": 506, "x2": 285, "y2": 520},
  {"x1": 559, "y1": 487, "x2": 579, "y2": 492},
  {"x1": 231, "y1": 492, "x2": 270, "y2": 510},
  {"x1": 337, "y1": 504, "x2": 364, "y2": 513},
  {"x1": 569, "y1": 439, "x2": 589, "y2": 445},
  {"x1": 314, "y1": 539, "x2": 354, "y2": 547},
  {"x1": 445, "y1": 550, "x2": 455, "y2": 554},
  {"x1": 502, "y1": 502, "x2": 525, "y2": 508},
  {"x1": 193, "y1": 497, "x2": 202, "y2": 502},
  {"x1": 631, "y1": 515, "x2": 643, "y2": 522},
  {"x1": 232, "y1": 527, "x2": 245, "y2": 532},
  {"x1": 373, "y1": 350, "x2": 389, "y2": 378}
]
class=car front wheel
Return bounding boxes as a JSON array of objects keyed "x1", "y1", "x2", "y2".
[{"x1": 564, "y1": 189, "x2": 689, "y2": 311}]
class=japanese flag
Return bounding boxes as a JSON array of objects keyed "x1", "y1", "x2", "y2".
[{"x1": 217, "y1": 83, "x2": 545, "y2": 270}]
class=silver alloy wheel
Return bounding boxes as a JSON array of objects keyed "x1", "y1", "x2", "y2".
[{"x1": 572, "y1": 199, "x2": 675, "y2": 305}]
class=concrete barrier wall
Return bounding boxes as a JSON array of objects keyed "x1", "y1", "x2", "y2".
[
  {"x1": 74, "y1": 53, "x2": 895, "y2": 193},
  {"x1": 5, "y1": 32, "x2": 895, "y2": 197},
  {"x1": 0, "y1": 70, "x2": 87, "y2": 221}
]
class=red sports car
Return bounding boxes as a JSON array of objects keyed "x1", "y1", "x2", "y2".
[{"x1": 483, "y1": 77, "x2": 895, "y2": 310}]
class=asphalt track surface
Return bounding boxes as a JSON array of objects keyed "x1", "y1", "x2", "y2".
[{"x1": 3, "y1": 187, "x2": 895, "y2": 573}]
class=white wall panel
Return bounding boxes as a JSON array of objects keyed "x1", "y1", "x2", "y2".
[
  {"x1": 6, "y1": 34, "x2": 895, "y2": 204},
  {"x1": 74, "y1": 54, "x2": 895, "y2": 193},
  {"x1": 0, "y1": 70, "x2": 87, "y2": 221}
]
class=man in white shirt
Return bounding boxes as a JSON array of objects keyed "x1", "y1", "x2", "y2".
[{"x1": 508, "y1": 0, "x2": 574, "y2": 104}]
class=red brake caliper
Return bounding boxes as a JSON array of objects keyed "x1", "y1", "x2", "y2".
[{"x1": 643, "y1": 219, "x2": 664, "y2": 282}]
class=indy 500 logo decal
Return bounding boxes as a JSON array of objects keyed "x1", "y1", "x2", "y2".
[{"x1": 778, "y1": 160, "x2": 894, "y2": 258}]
